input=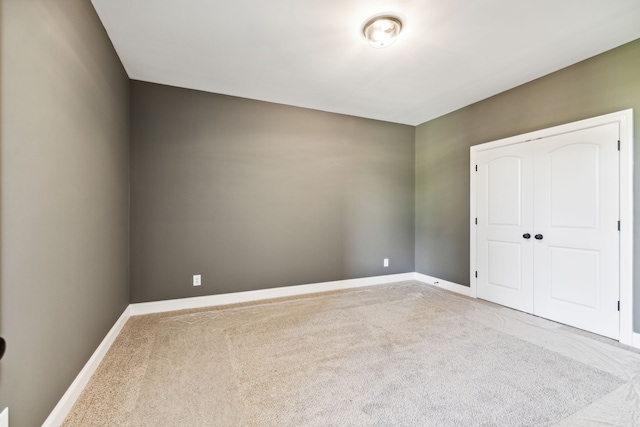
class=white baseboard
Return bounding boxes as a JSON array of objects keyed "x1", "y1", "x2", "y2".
[
  {"x1": 130, "y1": 273, "x2": 416, "y2": 315},
  {"x1": 413, "y1": 272, "x2": 475, "y2": 297},
  {"x1": 42, "y1": 306, "x2": 131, "y2": 427},
  {"x1": 128, "y1": 272, "x2": 477, "y2": 317}
]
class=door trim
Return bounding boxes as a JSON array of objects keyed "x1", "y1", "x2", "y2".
[{"x1": 470, "y1": 109, "x2": 634, "y2": 345}]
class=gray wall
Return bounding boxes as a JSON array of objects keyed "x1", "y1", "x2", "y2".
[
  {"x1": 0, "y1": 1, "x2": 130, "y2": 426},
  {"x1": 415, "y1": 38, "x2": 640, "y2": 331},
  {"x1": 131, "y1": 82, "x2": 415, "y2": 303}
]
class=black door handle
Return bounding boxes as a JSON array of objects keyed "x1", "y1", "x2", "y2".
[
  {"x1": 535, "y1": 234, "x2": 543, "y2": 240},
  {"x1": 523, "y1": 233, "x2": 531, "y2": 239},
  {"x1": 0, "y1": 337, "x2": 5, "y2": 360}
]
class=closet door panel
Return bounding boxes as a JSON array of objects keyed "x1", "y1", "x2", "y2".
[
  {"x1": 476, "y1": 144, "x2": 534, "y2": 313},
  {"x1": 533, "y1": 123, "x2": 620, "y2": 339}
]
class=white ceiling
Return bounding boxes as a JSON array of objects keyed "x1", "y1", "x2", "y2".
[{"x1": 91, "y1": 0, "x2": 640, "y2": 126}]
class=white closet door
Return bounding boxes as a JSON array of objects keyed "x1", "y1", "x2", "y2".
[
  {"x1": 532, "y1": 123, "x2": 620, "y2": 339},
  {"x1": 476, "y1": 143, "x2": 534, "y2": 313}
]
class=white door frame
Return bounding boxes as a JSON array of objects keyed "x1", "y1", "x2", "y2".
[{"x1": 470, "y1": 109, "x2": 634, "y2": 346}]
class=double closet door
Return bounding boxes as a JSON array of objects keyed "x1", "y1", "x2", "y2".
[{"x1": 476, "y1": 123, "x2": 620, "y2": 339}]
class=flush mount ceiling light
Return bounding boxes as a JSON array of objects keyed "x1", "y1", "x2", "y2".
[{"x1": 362, "y1": 15, "x2": 403, "y2": 48}]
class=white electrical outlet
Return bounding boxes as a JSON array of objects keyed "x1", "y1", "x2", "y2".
[
  {"x1": 383, "y1": 258, "x2": 389, "y2": 267},
  {"x1": 193, "y1": 274, "x2": 202, "y2": 287},
  {"x1": 0, "y1": 407, "x2": 8, "y2": 427}
]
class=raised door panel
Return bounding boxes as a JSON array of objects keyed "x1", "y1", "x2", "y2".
[
  {"x1": 487, "y1": 157, "x2": 522, "y2": 226},
  {"x1": 548, "y1": 144, "x2": 599, "y2": 229}
]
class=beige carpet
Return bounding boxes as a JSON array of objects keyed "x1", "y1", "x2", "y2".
[{"x1": 64, "y1": 281, "x2": 640, "y2": 426}]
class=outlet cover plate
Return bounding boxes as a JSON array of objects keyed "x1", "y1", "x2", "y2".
[{"x1": 193, "y1": 274, "x2": 202, "y2": 286}]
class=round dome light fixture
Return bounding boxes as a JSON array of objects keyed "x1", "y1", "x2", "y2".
[{"x1": 362, "y1": 15, "x2": 403, "y2": 48}]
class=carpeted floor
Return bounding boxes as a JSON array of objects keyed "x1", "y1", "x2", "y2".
[{"x1": 64, "y1": 281, "x2": 640, "y2": 426}]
